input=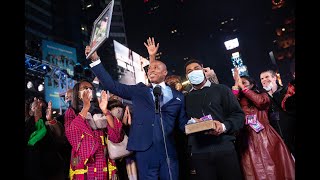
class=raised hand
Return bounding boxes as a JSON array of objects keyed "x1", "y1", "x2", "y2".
[
  {"x1": 85, "y1": 45, "x2": 100, "y2": 61},
  {"x1": 233, "y1": 67, "x2": 239, "y2": 81},
  {"x1": 32, "y1": 97, "x2": 43, "y2": 122},
  {"x1": 143, "y1": 37, "x2": 159, "y2": 60},
  {"x1": 233, "y1": 67, "x2": 241, "y2": 87},
  {"x1": 46, "y1": 101, "x2": 53, "y2": 121},
  {"x1": 81, "y1": 89, "x2": 91, "y2": 111},
  {"x1": 122, "y1": 105, "x2": 132, "y2": 125},
  {"x1": 98, "y1": 90, "x2": 109, "y2": 114},
  {"x1": 237, "y1": 78, "x2": 245, "y2": 89},
  {"x1": 203, "y1": 67, "x2": 215, "y2": 79}
]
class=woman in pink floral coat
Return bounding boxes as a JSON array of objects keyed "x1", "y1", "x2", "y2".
[{"x1": 65, "y1": 80, "x2": 123, "y2": 180}]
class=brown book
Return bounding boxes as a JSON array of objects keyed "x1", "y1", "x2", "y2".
[{"x1": 185, "y1": 120, "x2": 216, "y2": 135}]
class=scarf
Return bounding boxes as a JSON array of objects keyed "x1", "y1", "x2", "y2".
[{"x1": 28, "y1": 118, "x2": 47, "y2": 146}]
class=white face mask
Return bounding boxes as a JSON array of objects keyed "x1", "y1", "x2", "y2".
[
  {"x1": 79, "y1": 89, "x2": 93, "y2": 101},
  {"x1": 110, "y1": 107, "x2": 124, "y2": 120},
  {"x1": 263, "y1": 83, "x2": 273, "y2": 91},
  {"x1": 187, "y1": 70, "x2": 205, "y2": 85}
]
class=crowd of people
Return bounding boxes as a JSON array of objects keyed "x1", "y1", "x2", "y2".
[{"x1": 25, "y1": 37, "x2": 296, "y2": 180}]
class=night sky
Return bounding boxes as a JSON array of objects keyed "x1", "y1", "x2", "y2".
[{"x1": 120, "y1": 0, "x2": 294, "y2": 87}]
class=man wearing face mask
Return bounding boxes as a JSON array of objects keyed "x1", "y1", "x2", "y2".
[
  {"x1": 260, "y1": 69, "x2": 296, "y2": 157},
  {"x1": 184, "y1": 59, "x2": 245, "y2": 180}
]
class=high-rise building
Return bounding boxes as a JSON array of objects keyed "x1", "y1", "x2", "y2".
[
  {"x1": 25, "y1": 0, "x2": 83, "y2": 59},
  {"x1": 270, "y1": 0, "x2": 295, "y2": 84},
  {"x1": 25, "y1": 0, "x2": 55, "y2": 98},
  {"x1": 25, "y1": 0, "x2": 54, "y2": 59},
  {"x1": 108, "y1": 0, "x2": 128, "y2": 46},
  {"x1": 25, "y1": 0, "x2": 128, "y2": 63},
  {"x1": 25, "y1": 0, "x2": 128, "y2": 98}
]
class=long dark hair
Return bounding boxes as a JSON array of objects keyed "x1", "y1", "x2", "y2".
[
  {"x1": 240, "y1": 75, "x2": 259, "y2": 93},
  {"x1": 71, "y1": 80, "x2": 101, "y2": 114},
  {"x1": 239, "y1": 75, "x2": 261, "y2": 108}
]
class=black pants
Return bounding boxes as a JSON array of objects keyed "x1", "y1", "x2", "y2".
[{"x1": 188, "y1": 143, "x2": 243, "y2": 180}]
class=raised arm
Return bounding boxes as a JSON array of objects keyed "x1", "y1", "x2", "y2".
[
  {"x1": 204, "y1": 67, "x2": 219, "y2": 84},
  {"x1": 236, "y1": 72, "x2": 270, "y2": 110},
  {"x1": 45, "y1": 101, "x2": 63, "y2": 137},
  {"x1": 85, "y1": 45, "x2": 135, "y2": 100},
  {"x1": 143, "y1": 37, "x2": 159, "y2": 63},
  {"x1": 99, "y1": 90, "x2": 120, "y2": 129},
  {"x1": 99, "y1": 90, "x2": 123, "y2": 142},
  {"x1": 231, "y1": 67, "x2": 240, "y2": 98},
  {"x1": 242, "y1": 90, "x2": 270, "y2": 110}
]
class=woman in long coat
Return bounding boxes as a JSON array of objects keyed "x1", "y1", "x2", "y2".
[{"x1": 232, "y1": 69, "x2": 295, "y2": 180}]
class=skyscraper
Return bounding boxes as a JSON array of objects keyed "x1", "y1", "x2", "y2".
[
  {"x1": 270, "y1": 0, "x2": 295, "y2": 84},
  {"x1": 108, "y1": 0, "x2": 128, "y2": 46},
  {"x1": 25, "y1": 0, "x2": 129, "y2": 98},
  {"x1": 25, "y1": 0, "x2": 129, "y2": 77}
]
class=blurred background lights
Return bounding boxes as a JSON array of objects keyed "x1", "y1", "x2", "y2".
[
  {"x1": 27, "y1": 81, "x2": 33, "y2": 89},
  {"x1": 38, "y1": 84, "x2": 44, "y2": 92}
]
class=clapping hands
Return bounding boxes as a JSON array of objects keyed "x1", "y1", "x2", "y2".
[
  {"x1": 46, "y1": 101, "x2": 53, "y2": 121},
  {"x1": 122, "y1": 105, "x2": 131, "y2": 125},
  {"x1": 98, "y1": 90, "x2": 109, "y2": 114},
  {"x1": 31, "y1": 97, "x2": 43, "y2": 122},
  {"x1": 233, "y1": 67, "x2": 243, "y2": 89}
]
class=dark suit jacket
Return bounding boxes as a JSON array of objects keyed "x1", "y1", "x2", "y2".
[{"x1": 91, "y1": 62, "x2": 188, "y2": 152}]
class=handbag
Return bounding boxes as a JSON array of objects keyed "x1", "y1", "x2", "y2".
[{"x1": 107, "y1": 133, "x2": 132, "y2": 160}]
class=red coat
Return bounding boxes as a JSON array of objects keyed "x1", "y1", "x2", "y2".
[{"x1": 233, "y1": 89, "x2": 295, "y2": 180}]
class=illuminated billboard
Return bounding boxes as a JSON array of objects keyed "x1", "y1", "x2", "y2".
[
  {"x1": 224, "y1": 38, "x2": 239, "y2": 50},
  {"x1": 44, "y1": 75, "x2": 76, "y2": 110},
  {"x1": 113, "y1": 40, "x2": 149, "y2": 85},
  {"x1": 41, "y1": 40, "x2": 78, "y2": 110},
  {"x1": 42, "y1": 40, "x2": 77, "y2": 76}
]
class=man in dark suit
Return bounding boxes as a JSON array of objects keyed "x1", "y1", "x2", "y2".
[{"x1": 85, "y1": 46, "x2": 188, "y2": 180}]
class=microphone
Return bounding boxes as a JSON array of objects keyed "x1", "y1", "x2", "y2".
[{"x1": 153, "y1": 85, "x2": 162, "y2": 114}]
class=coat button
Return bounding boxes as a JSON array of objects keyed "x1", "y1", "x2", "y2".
[{"x1": 152, "y1": 124, "x2": 154, "y2": 126}]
